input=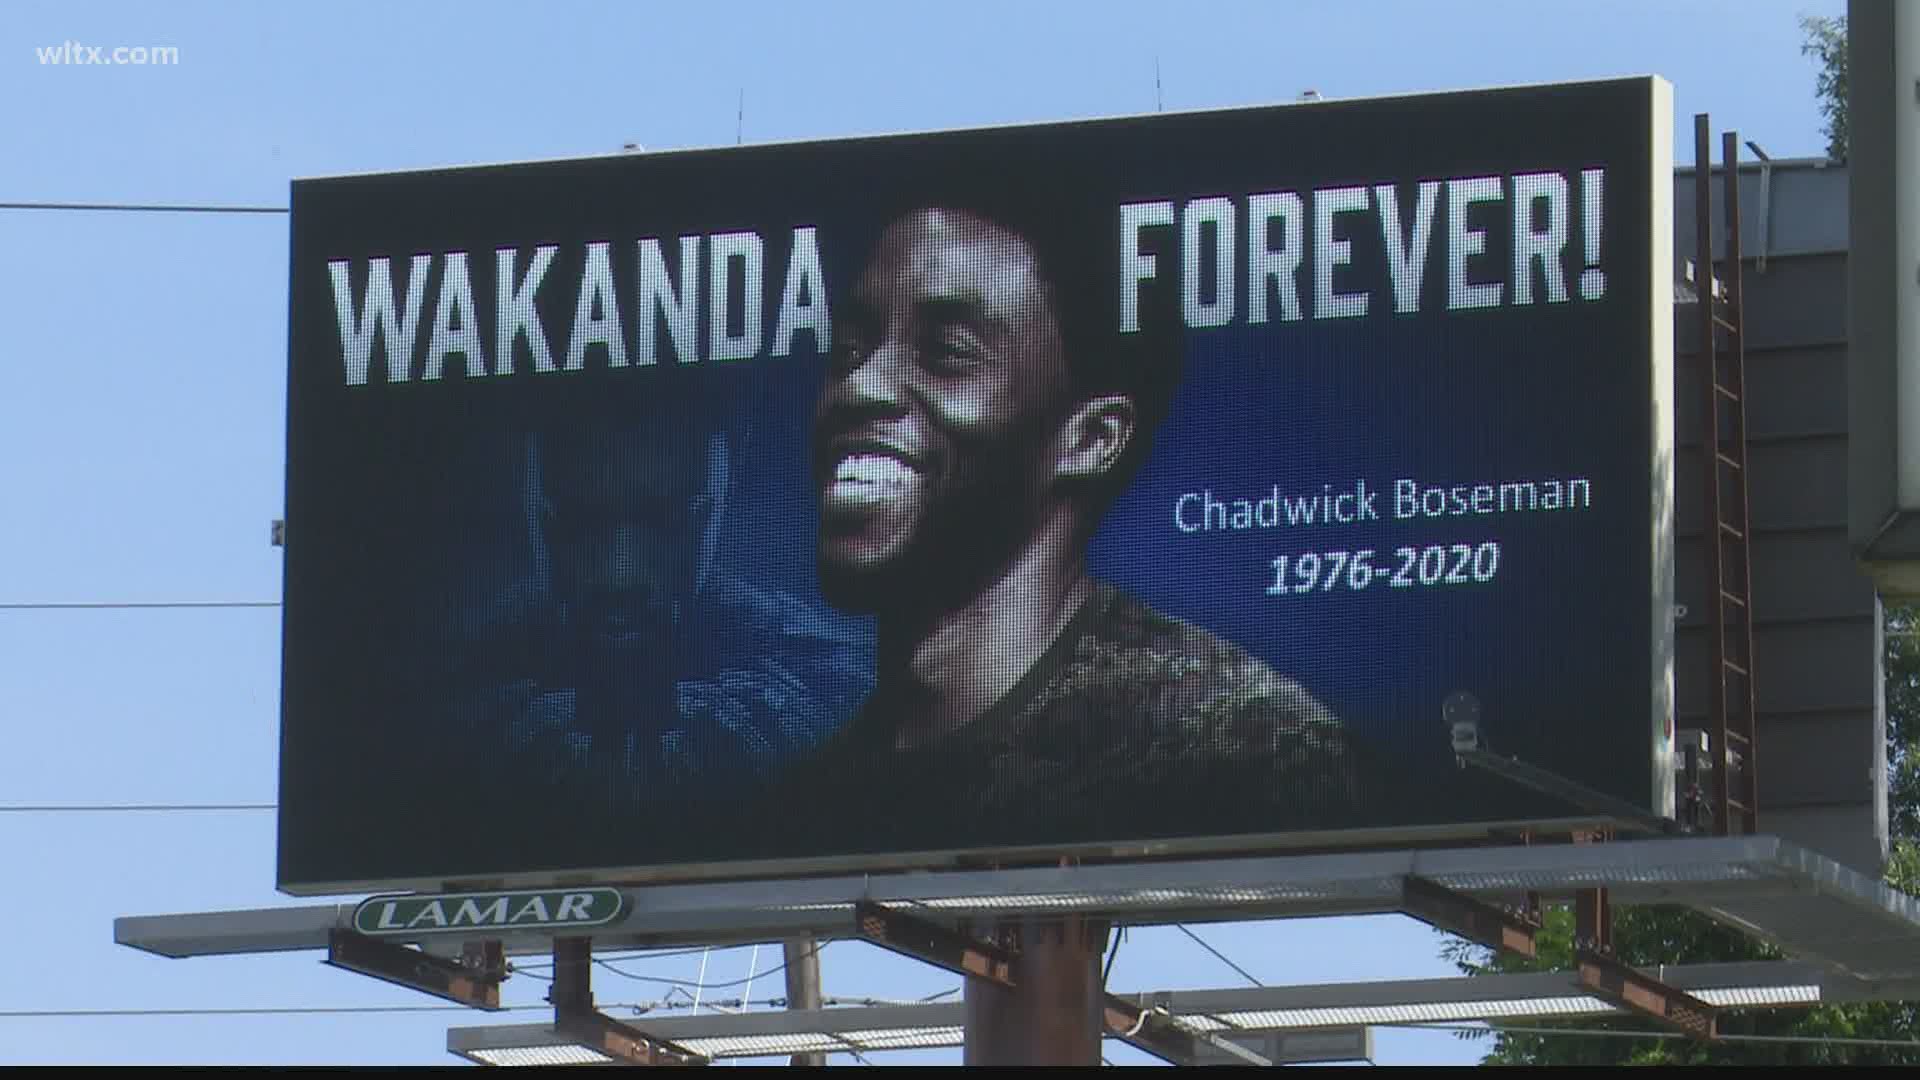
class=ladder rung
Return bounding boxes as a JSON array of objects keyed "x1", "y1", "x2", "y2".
[
  {"x1": 1718, "y1": 521, "x2": 1745, "y2": 539},
  {"x1": 1713, "y1": 314, "x2": 1739, "y2": 333},
  {"x1": 1726, "y1": 798, "x2": 1752, "y2": 812},
  {"x1": 1723, "y1": 730, "x2": 1752, "y2": 744},
  {"x1": 1715, "y1": 452, "x2": 1743, "y2": 470},
  {"x1": 1714, "y1": 383, "x2": 1741, "y2": 401},
  {"x1": 1720, "y1": 589, "x2": 1746, "y2": 608},
  {"x1": 1724, "y1": 659, "x2": 1750, "y2": 677}
]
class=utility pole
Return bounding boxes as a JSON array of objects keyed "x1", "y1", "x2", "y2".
[{"x1": 782, "y1": 936, "x2": 825, "y2": 1066}]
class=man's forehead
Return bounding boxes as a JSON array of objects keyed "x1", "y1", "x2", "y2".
[
  {"x1": 859, "y1": 209, "x2": 1047, "y2": 311},
  {"x1": 542, "y1": 425, "x2": 723, "y2": 499}
]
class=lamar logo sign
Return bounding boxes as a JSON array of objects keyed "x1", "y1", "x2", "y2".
[{"x1": 352, "y1": 888, "x2": 625, "y2": 935}]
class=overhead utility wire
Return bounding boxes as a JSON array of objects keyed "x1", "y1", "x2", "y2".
[
  {"x1": 1383, "y1": 1021, "x2": 1920, "y2": 1051},
  {"x1": 1176, "y1": 923, "x2": 1265, "y2": 988},
  {"x1": 0, "y1": 201, "x2": 286, "y2": 214},
  {"x1": 7, "y1": 1006, "x2": 1918, "y2": 1052},
  {"x1": 0, "y1": 803, "x2": 274, "y2": 813},
  {"x1": 591, "y1": 939, "x2": 834, "y2": 990},
  {"x1": 0, "y1": 600, "x2": 279, "y2": 610}
]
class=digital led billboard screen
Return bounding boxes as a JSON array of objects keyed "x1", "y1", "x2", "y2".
[{"x1": 279, "y1": 76, "x2": 1673, "y2": 894}]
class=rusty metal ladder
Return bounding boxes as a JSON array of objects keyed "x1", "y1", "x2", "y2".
[{"x1": 1692, "y1": 115, "x2": 1759, "y2": 837}]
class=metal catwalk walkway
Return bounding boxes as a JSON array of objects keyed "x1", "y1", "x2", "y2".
[{"x1": 119, "y1": 835, "x2": 1920, "y2": 985}]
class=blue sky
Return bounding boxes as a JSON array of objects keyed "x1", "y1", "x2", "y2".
[{"x1": 0, "y1": 0, "x2": 1845, "y2": 1066}]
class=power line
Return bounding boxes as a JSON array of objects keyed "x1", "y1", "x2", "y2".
[
  {"x1": 0, "y1": 200, "x2": 286, "y2": 215},
  {"x1": 1384, "y1": 1021, "x2": 1920, "y2": 1051},
  {"x1": 0, "y1": 803, "x2": 273, "y2": 813},
  {"x1": 0, "y1": 999, "x2": 702, "y2": 1021},
  {"x1": 513, "y1": 944, "x2": 722, "y2": 971},
  {"x1": 593, "y1": 956, "x2": 760, "y2": 989},
  {"x1": 0, "y1": 1003, "x2": 546, "y2": 1019},
  {"x1": 0, "y1": 600, "x2": 279, "y2": 610},
  {"x1": 1101, "y1": 926, "x2": 1123, "y2": 990},
  {"x1": 1176, "y1": 924, "x2": 1264, "y2": 988},
  {"x1": 592, "y1": 939, "x2": 833, "y2": 990}
]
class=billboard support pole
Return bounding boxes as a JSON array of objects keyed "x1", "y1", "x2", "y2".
[
  {"x1": 1573, "y1": 828, "x2": 1616, "y2": 956},
  {"x1": 857, "y1": 900, "x2": 1215, "y2": 1064},
  {"x1": 1575, "y1": 885, "x2": 1615, "y2": 955},
  {"x1": 961, "y1": 914, "x2": 1107, "y2": 1066},
  {"x1": 549, "y1": 936, "x2": 592, "y2": 1014}
]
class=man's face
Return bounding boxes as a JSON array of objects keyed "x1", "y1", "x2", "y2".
[
  {"x1": 539, "y1": 424, "x2": 722, "y2": 642},
  {"x1": 813, "y1": 209, "x2": 1072, "y2": 608}
]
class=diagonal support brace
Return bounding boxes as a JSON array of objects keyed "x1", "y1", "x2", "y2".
[
  {"x1": 1102, "y1": 994, "x2": 1271, "y2": 1066},
  {"x1": 852, "y1": 900, "x2": 1016, "y2": 987},
  {"x1": 554, "y1": 1007, "x2": 709, "y2": 1067},
  {"x1": 1400, "y1": 876, "x2": 1538, "y2": 959},
  {"x1": 1575, "y1": 949, "x2": 1719, "y2": 1041},
  {"x1": 324, "y1": 929, "x2": 504, "y2": 1010}
]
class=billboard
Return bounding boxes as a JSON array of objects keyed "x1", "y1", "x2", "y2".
[{"x1": 279, "y1": 76, "x2": 1674, "y2": 894}]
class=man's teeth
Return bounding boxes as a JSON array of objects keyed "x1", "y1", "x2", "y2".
[{"x1": 834, "y1": 454, "x2": 913, "y2": 484}]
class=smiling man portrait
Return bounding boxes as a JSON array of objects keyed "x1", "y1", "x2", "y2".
[{"x1": 773, "y1": 196, "x2": 1369, "y2": 855}]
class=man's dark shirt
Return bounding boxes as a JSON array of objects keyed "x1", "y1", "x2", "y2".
[
  {"x1": 463, "y1": 573, "x2": 873, "y2": 797},
  {"x1": 770, "y1": 582, "x2": 1367, "y2": 857}
]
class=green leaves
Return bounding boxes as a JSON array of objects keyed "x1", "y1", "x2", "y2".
[{"x1": 1799, "y1": 14, "x2": 1849, "y2": 163}]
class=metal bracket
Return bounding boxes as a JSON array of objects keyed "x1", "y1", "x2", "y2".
[
  {"x1": 554, "y1": 1007, "x2": 710, "y2": 1066},
  {"x1": 1102, "y1": 994, "x2": 1270, "y2": 1066},
  {"x1": 1455, "y1": 747, "x2": 1681, "y2": 837},
  {"x1": 541, "y1": 935, "x2": 709, "y2": 1065},
  {"x1": 323, "y1": 929, "x2": 504, "y2": 1010},
  {"x1": 853, "y1": 902, "x2": 1257, "y2": 1066},
  {"x1": 1574, "y1": 888, "x2": 1614, "y2": 956},
  {"x1": 852, "y1": 900, "x2": 1015, "y2": 987},
  {"x1": 1575, "y1": 949, "x2": 1719, "y2": 1041},
  {"x1": 1400, "y1": 876, "x2": 1538, "y2": 959}
]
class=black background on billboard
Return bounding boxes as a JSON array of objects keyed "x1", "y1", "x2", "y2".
[{"x1": 280, "y1": 79, "x2": 1658, "y2": 890}]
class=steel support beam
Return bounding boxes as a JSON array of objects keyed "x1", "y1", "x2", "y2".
[
  {"x1": 1455, "y1": 748, "x2": 1679, "y2": 837},
  {"x1": 1575, "y1": 888, "x2": 1615, "y2": 955},
  {"x1": 546, "y1": 936, "x2": 709, "y2": 1065},
  {"x1": 446, "y1": 961, "x2": 1864, "y2": 1062},
  {"x1": 553, "y1": 1008, "x2": 710, "y2": 1067},
  {"x1": 1575, "y1": 949, "x2": 1719, "y2": 1040},
  {"x1": 117, "y1": 837, "x2": 1920, "y2": 984},
  {"x1": 853, "y1": 900, "x2": 1015, "y2": 987},
  {"x1": 1400, "y1": 876, "x2": 1537, "y2": 959},
  {"x1": 323, "y1": 929, "x2": 504, "y2": 1010},
  {"x1": 1102, "y1": 994, "x2": 1270, "y2": 1066}
]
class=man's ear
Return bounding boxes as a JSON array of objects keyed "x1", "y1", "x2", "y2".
[{"x1": 1053, "y1": 393, "x2": 1137, "y2": 482}]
